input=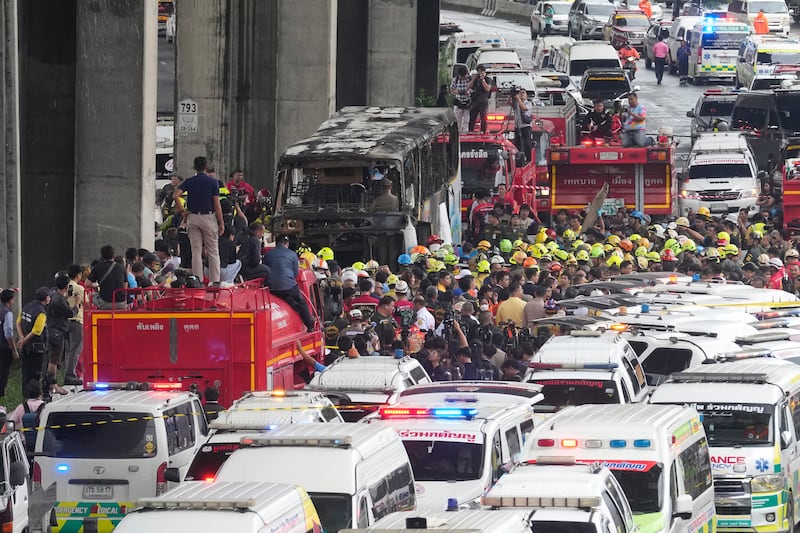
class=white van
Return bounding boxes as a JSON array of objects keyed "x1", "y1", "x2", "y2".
[
  {"x1": 524, "y1": 331, "x2": 649, "y2": 411},
  {"x1": 114, "y1": 481, "x2": 323, "y2": 533},
  {"x1": 650, "y1": 359, "x2": 800, "y2": 532},
  {"x1": 532, "y1": 35, "x2": 575, "y2": 69},
  {"x1": 483, "y1": 460, "x2": 637, "y2": 533},
  {"x1": 0, "y1": 416, "x2": 29, "y2": 533},
  {"x1": 679, "y1": 132, "x2": 761, "y2": 218},
  {"x1": 551, "y1": 41, "x2": 621, "y2": 83},
  {"x1": 183, "y1": 390, "x2": 343, "y2": 482},
  {"x1": 35, "y1": 383, "x2": 208, "y2": 532},
  {"x1": 341, "y1": 509, "x2": 536, "y2": 533},
  {"x1": 306, "y1": 356, "x2": 431, "y2": 421},
  {"x1": 214, "y1": 424, "x2": 416, "y2": 533},
  {"x1": 362, "y1": 385, "x2": 541, "y2": 510},
  {"x1": 666, "y1": 16, "x2": 703, "y2": 73},
  {"x1": 524, "y1": 404, "x2": 716, "y2": 533},
  {"x1": 735, "y1": 35, "x2": 800, "y2": 90},
  {"x1": 440, "y1": 32, "x2": 507, "y2": 81},
  {"x1": 728, "y1": 0, "x2": 791, "y2": 35}
]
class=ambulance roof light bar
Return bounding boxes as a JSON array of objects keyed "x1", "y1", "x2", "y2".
[
  {"x1": 736, "y1": 330, "x2": 793, "y2": 344},
  {"x1": 240, "y1": 435, "x2": 354, "y2": 448},
  {"x1": 378, "y1": 406, "x2": 479, "y2": 420},
  {"x1": 482, "y1": 495, "x2": 602, "y2": 509},
  {"x1": 85, "y1": 381, "x2": 183, "y2": 392},
  {"x1": 712, "y1": 349, "x2": 773, "y2": 363},
  {"x1": 529, "y1": 362, "x2": 618, "y2": 370},
  {"x1": 139, "y1": 498, "x2": 257, "y2": 510},
  {"x1": 669, "y1": 372, "x2": 769, "y2": 384}
]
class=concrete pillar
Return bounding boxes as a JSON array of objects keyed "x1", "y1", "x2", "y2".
[
  {"x1": 336, "y1": 0, "x2": 368, "y2": 109},
  {"x1": 173, "y1": 0, "x2": 228, "y2": 180},
  {"x1": 175, "y1": 0, "x2": 336, "y2": 190},
  {"x1": 18, "y1": 0, "x2": 77, "y2": 296},
  {"x1": 367, "y1": 0, "x2": 417, "y2": 106},
  {"x1": 0, "y1": 0, "x2": 21, "y2": 291},
  {"x1": 416, "y1": 0, "x2": 441, "y2": 102},
  {"x1": 73, "y1": 0, "x2": 157, "y2": 262}
]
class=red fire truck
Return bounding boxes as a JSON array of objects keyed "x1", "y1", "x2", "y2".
[
  {"x1": 81, "y1": 274, "x2": 324, "y2": 406},
  {"x1": 546, "y1": 137, "x2": 679, "y2": 216}
]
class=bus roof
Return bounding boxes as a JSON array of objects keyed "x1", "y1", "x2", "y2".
[{"x1": 279, "y1": 106, "x2": 456, "y2": 165}]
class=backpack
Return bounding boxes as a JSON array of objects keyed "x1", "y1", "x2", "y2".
[{"x1": 22, "y1": 400, "x2": 45, "y2": 454}]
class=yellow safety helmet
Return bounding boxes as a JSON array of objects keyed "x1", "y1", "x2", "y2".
[
  {"x1": 637, "y1": 256, "x2": 649, "y2": 270},
  {"x1": 576, "y1": 250, "x2": 590, "y2": 262},
  {"x1": 623, "y1": 253, "x2": 634, "y2": 263},
  {"x1": 317, "y1": 247, "x2": 334, "y2": 261},
  {"x1": 635, "y1": 245, "x2": 648, "y2": 257},
  {"x1": 572, "y1": 239, "x2": 584, "y2": 250},
  {"x1": 563, "y1": 229, "x2": 576, "y2": 242},
  {"x1": 724, "y1": 243, "x2": 739, "y2": 256},
  {"x1": 607, "y1": 255, "x2": 622, "y2": 268},
  {"x1": 675, "y1": 217, "x2": 690, "y2": 228},
  {"x1": 364, "y1": 259, "x2": 379, "y2": 272},
  {"x1": 535, "y1": 229, "x2": 548, "y2": 243},
  {"x1": 646, "y1": 251, "x2": 661, "y2": 262},
  {"x1": 554, "y1": 249, "x2": 569, "y2": 261},
  {"x1": 717, "y1": 231, "x2": 730, "y2": 245},
  {"x1": 513, "y1": 239, "x2": 526, "y2": 251},
  {"x1": 352, "y1": 261, "x2": 365, "y2": 271},
  {"x1": 630, "y1": 233, "x2": 641, "y2": 242},
  {"x1": 697, "y1": 207, "x2": 711, "y2": 218},
  {"x1": 566, "y1": 253, "x2": 578, "y2": 265},
  {"x1": 607, "y1": 235, "x2": 621, "y2": 246},
  {"x1": 477, "y1": 240, "x2": 492, "y2": 252},
  {"x1": 387, "y1": 274, "x2": 399, "y2": 285},
  {"x1": 638, "y1": 238, "x2": 650, "y2": 250},
  {"x1": 476, "y1": 260, "x2": 491, "y2": 273},
  {"x1": 510, "y1": 251, "x2": 528, "y2": 265}
]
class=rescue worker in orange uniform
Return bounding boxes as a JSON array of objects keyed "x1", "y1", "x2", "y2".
[
  {"x1": 638, "y1": 0, "x2": 653, "y2": 19},
  {"x1": 754, "y1": 9, "x2": 769, "y2": 34}
]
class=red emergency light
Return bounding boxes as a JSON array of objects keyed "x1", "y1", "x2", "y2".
[
  {"x1": 487, "y1": 114, "x2": 506, "y2": 122},
  {"x1": 151, "y1": 382, "x2": 184, "y2": 391},
  {"x1": 550, "y1": 149, "x2": 570, "y2": 163},
  {"x1": 648, "y1": 149, "x2": 667, "y2": 161}
]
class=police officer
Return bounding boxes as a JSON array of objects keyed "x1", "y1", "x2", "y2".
[{"x1": 16, "y1": 287, "x2": 50, "y2": 388}]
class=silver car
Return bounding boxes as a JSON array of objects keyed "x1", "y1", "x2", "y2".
[
  {"x1": 569, "y1": 0, "x2": 618, "y2": 40},
  {"x1": 531, "y1": 1, "x2": 573, "y2": 38}
]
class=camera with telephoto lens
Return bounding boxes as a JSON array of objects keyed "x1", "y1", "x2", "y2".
[
  {"x1": 227, "y1": 187, "x2": 242, "y2": 205},
  {"x1": 501, "y1": 81, "x2": 522, "y2": 97}
]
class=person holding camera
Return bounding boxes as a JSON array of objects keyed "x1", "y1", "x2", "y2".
[
  {"x1": 509, "y1": 89, "x2": 534, "y2": 163},
  {"x1": 450, "y1": 66, "x2": 472, "y2": 133},
  {"x1": 620, "y1": 92, "x2": 649, "y2": 147},
  {"x1": 584, "y1": 99, "x2": 613, "y2": 139},
  {"x1": 468, "y1": 65, "x2": 493, "y2": 134}
]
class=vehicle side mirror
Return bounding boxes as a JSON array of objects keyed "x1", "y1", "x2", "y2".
[
  {"x1": 781, "y1": 430, "x2": 793, "y2": 449},
  {"x1": 632, "y1": 85, "x2": 641, "y2": 92},
  {"x1": 673, "y1": 494, "x2": 693, "y2": 520},
  {"x1": 163, "y1": 467, "x2": 181, "y2": 483},
  {"x1": 686, "y1": 110, "x2": 695, "y2": 117},
  {"x1": 9, "y1": 461, "x2": 26, "y2": 488}
]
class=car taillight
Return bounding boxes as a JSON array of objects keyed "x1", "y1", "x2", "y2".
[
  {"x1": 156, "y1": 462, "x2": 168, "y2": 495},
  {"x1": 697, "y1": 46, "x2": 702, "y2": 65},
  {"x1": 32, "y1": 461, "x2": 41, "y2": 489}
]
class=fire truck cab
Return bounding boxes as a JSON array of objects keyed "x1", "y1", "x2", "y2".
[{"x1": 81, "y1": 275, "x2": 324, "y2": 407}]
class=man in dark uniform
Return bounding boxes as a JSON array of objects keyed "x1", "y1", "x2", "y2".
[
  {"x1": 16, "y1": 287, "x2": 50, "y2": 388},
  {"x1": 263, "y1": 236, "x2": 316, "y2": 331}
]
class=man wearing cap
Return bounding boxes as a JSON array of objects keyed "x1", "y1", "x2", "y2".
[
  {"x1": 263, "y1": 236, "x2": 316, "y2": 332},
  {"x1": 371, "y1": 177, "x2": 399, "y2": 211},
  {"x1": 16, "y1": 287, "x2": 51, "y2": 387}
]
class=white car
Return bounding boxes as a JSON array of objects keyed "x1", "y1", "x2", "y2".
[{"x1": 530, "y1": 1, "x2": 573, "y2": 38}]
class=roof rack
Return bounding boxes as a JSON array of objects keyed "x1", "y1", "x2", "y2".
[{"x1": 669, "y1": 372, "x2": 769, "y2": 384}]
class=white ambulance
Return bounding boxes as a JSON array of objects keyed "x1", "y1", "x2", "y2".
[
  {"x1": 182, "y1": 390, "x2": 343, "y2": 482},
  {"x1": 214, "y1": 424, "x2": 416, "y2": 533},
  {"x1": 650, "y1": 359, "x2": 800, "y2": 532},
  {"x1": 115, "y1": 481, "x2": 323, "y2": 533},
  {"x1": 483, "y1": 460, "x2": 638, "y2": 533},
  {"x1": 34, "y1": 382, "x2": 208, "y2": 533},
  {"x1": 524, "y1": 403, "x2": 716, "y2": 532},
  {"x1": 686, "y1": 17, "x2": 751, "y2": 83},
  {"x1": 524, "y1": 331, "x2": 649, "y2": 411},
  {"x1": 362, "y1": 387, "x2": 541, "y2": 511}
]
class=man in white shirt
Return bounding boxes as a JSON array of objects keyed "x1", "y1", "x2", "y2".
[{"x1": 413, "y1": 295, "x2": 435, "y2": 333}]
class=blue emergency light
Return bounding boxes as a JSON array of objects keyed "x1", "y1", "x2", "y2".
[
  {"x1": 633, "y1": 439, "x2": 652, "y2": 448},
  {"x1": 57, "y1": 464, "x2": 70, "y2": 472},
  {"x1": 431, "y1": 407, "x2": 479, "y2": 419},
  {"x1": 94, "y1": 383, "x2": 110, "y2": 390},
  {"x1": 610, "y1": 440, "x2": 627, "y2": 448}
]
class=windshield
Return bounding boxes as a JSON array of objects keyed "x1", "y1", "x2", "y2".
[
  {"x1": 688, "y1": 163, "x2": 752, "y2": 179},
  {"x1": 615, "y1": 15, "x2": 650, "y2": 27},
  {"x1": 582, "y1": 78, "x2": 630, "y2": 99},
  {"x1": 457, "y1": 47, "x2": 479, "y2": 63},
  {"x1": 43, "y1": 412, "x2": 156, "y2": 459},
  {"x1": 756, "y1": 51, "x2": 800, "y2": 64},
  {"x1": 531, "y1": 523, "x2": 599, "y2": 533},
  {"x1": 777, "y1": 93, "x2": 800, "y2": 133},
  {"x1": 570, "y1": 59, "x2": 621, "y2": 76},
  {"x1": 690, "y1": 402, "x2": 774, "y2": 446},
  {"x1": 530, "y1": 379, "x2": 621, "y2": 412},
  {"x1": 309, "y1": 493, "x2": 352, "y2": 533},
  {"x1": 702, "y1": 32, "x2": 747, "y2": 48},
  {"x1": 749, "y1": 1, "x2": 788, "y2": 12},
  {"x1": 548, "y1": 3, "x2": 573, "y2": 14},
  {"x1": 185, "y1": 442, "x2": 241, "y2": 481},
  {"x1": 699, "y1": 100, "x2": 735, "y2": 117},
  {"x1": 461, "y1": 142, "x2": 510, "y2": 194},
  {"x1": 402, "y1": 440, "x2": 484, "y2": 481},
  {"x1": 751, "y1": 77, "x2": 791, "y2": 90},
  {"x1": 613, "y1": 465, "x2": 664, "y2": 514},
  {"x1": 731, "y1": 106, "x2": 766, "y2": 130},
  {"x1": 278, "y1": 163, "x2": 403, "y2": 211},
  {"x1": 586, "y1": 4, "x2": 616, "y2": 16},
  {"x1": 478, "y1": 52, "x2": 521, "y2": 66}
]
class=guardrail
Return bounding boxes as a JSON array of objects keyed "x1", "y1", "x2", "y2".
[{"x1": 442, "y1": 0, "x2": 534, "y2": 24}]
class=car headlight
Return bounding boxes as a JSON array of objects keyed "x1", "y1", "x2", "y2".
[
  {"x1": 751, "y1": 474, "x2": 785, "y2": 493},
  {"x1": 681, "y1": 190, "x2": 700, "y2": 199},
  {"x1": 740, "y1": 188, "x2": 758, "y2": 199}
]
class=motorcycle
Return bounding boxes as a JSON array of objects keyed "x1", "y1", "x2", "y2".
[{"x1": 622, "y1": 55, "x2": 638, "y2": 81}]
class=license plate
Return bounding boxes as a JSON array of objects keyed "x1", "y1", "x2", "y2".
[
  {"x1": 710, "y1": 203, "x2": 728, "y2": 213},
  {"x1": 83, "y1": 485, "x2": 113, "y2": 500},
  {"x1": 600, "y1": 151, "x2": 619, "y2": 160}
]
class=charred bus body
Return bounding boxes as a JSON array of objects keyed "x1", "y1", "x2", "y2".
[{"x1": 271, "y1": 107, "x2": 461, "y2": 266}]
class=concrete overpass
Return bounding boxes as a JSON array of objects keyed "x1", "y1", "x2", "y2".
[{"x1": 0, "y1": 0, "x2": 439, "y2": 296}]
